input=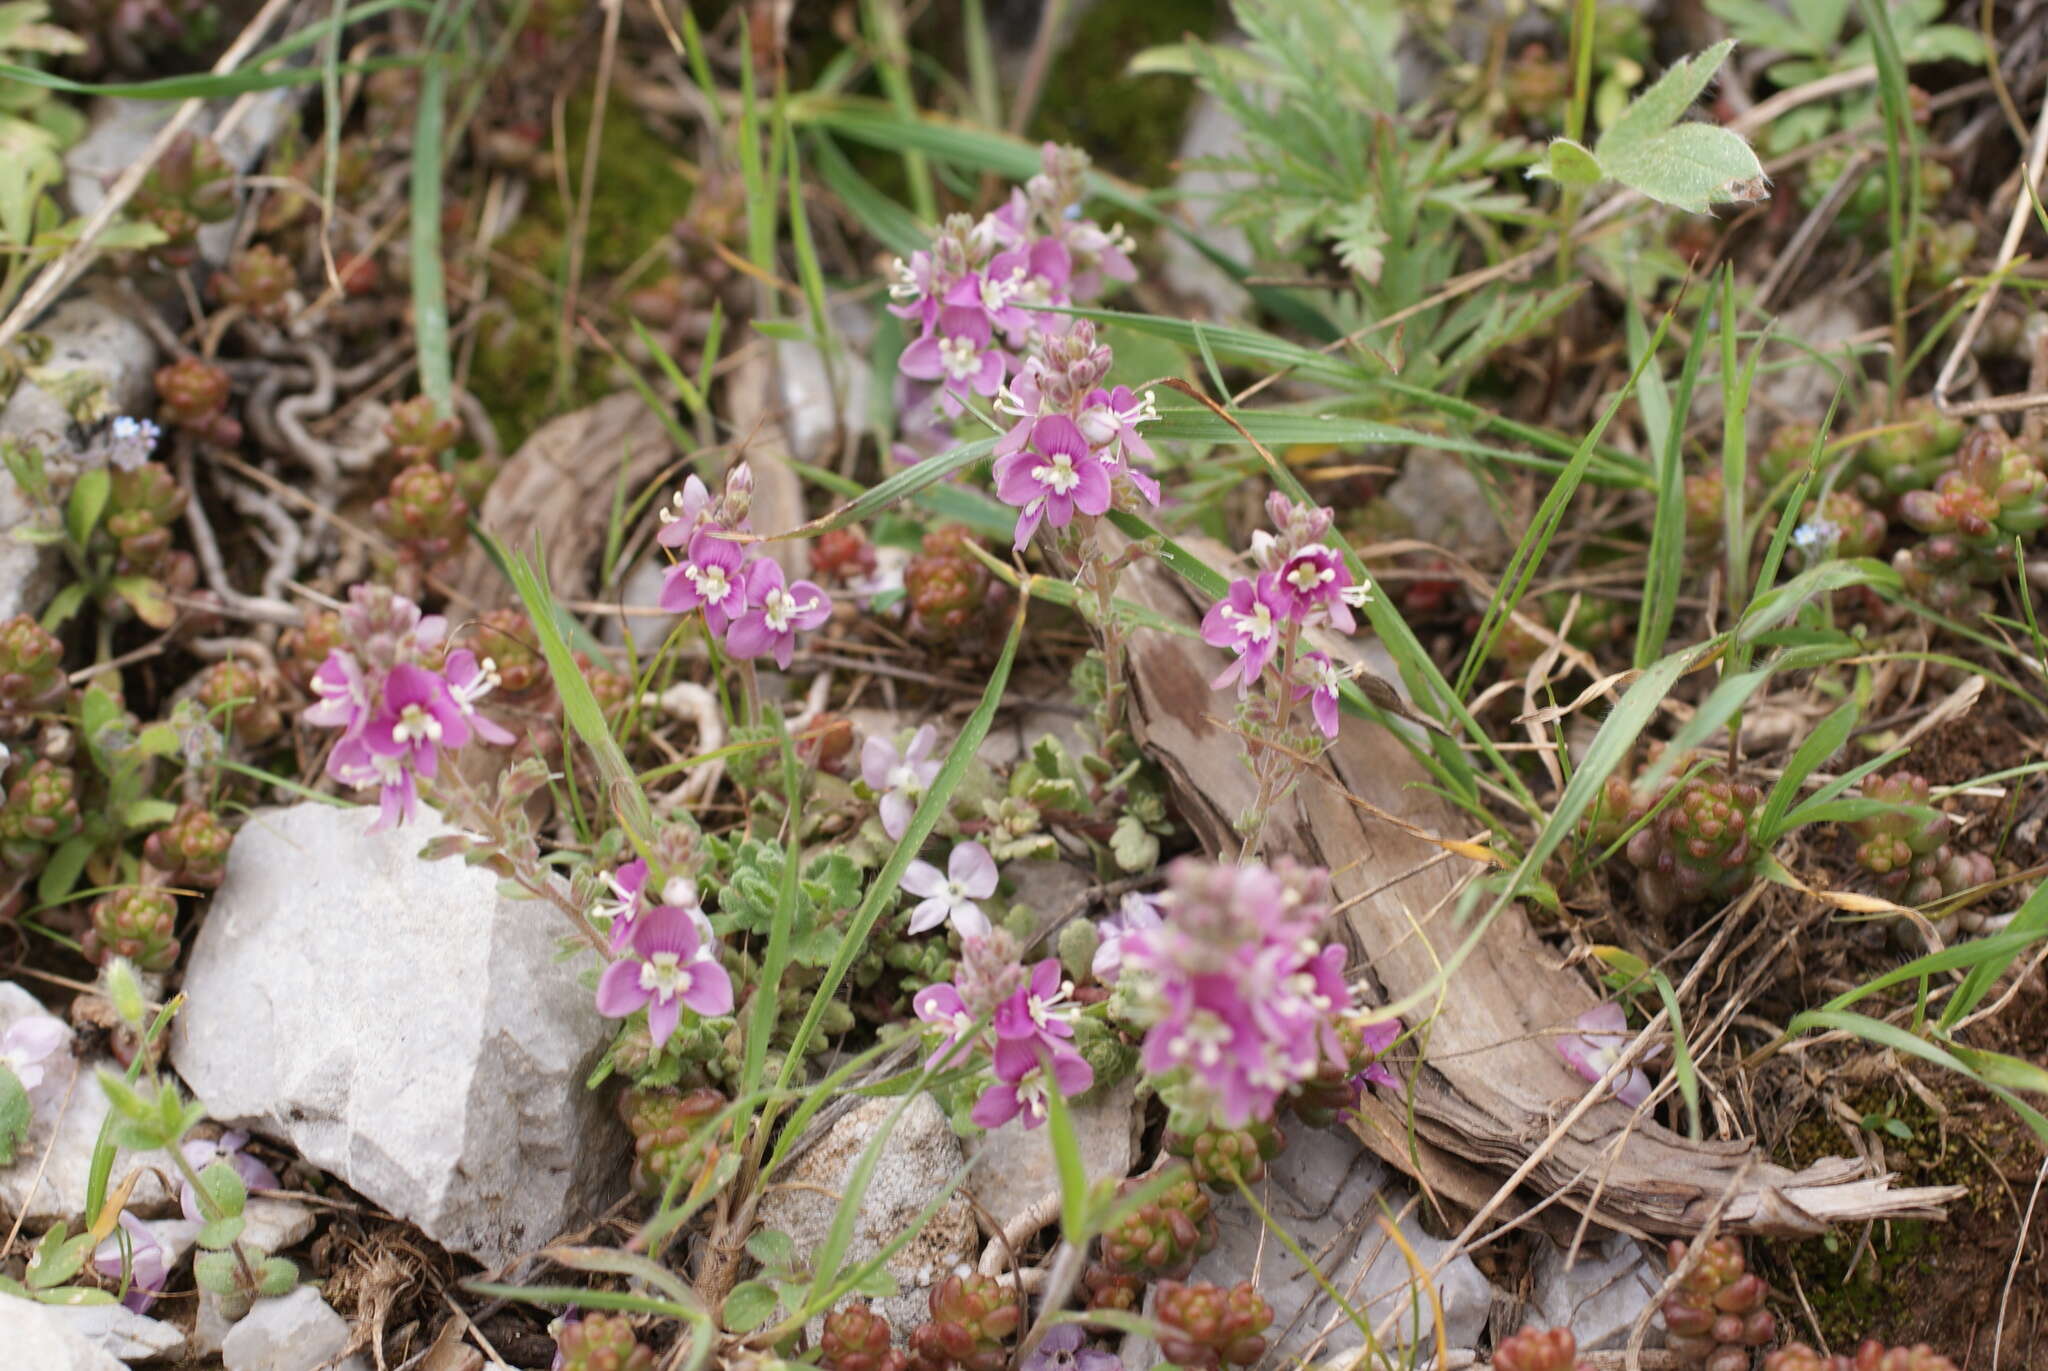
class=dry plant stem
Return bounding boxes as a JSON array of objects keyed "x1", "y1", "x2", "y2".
[
  {"x1": 435, "y1": 766, "x2": 609, "y2": 958},
  {"x1": 176, "y1": 443, "x2": 302, "y2": 626},
  {"x1": 1240, "y1": 625, "x2": 1304, "y2": 861},
  {"x1": 977, "y1": 1190, "x2": 1064, "y2": 1275},
  {"x1": 1934, "y1": 87, "x2": 2048, "y2": 417},
  {"x1": 0, "y1": 0, "x2": 294, "y2": 349},
  {"x1": 1992, "y1": 1154, "x2": 2048, "y2": 1371}
]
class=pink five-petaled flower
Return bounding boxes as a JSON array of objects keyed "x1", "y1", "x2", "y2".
[
  {"x1": 723, "y1": 560, "x2": 832, "y2": 669},
  {"x1": 1078, "y1": 384, "x2": 1161, "y2": 499},
  {"x1": 912, "y1": 982, "x2": 982, "y2": 1072},
  {"x1": 654, "y1": 475, "x2": 714, "y2": 549},
  {"x1": 898, "y1": 305, "x2": 1007, "y2": 413},
  {"x1": 1272, "y1": 545, "x2": 1361, "y2": 632},
  {"x1": 598, "y1": 858, "x2": 648, "y2": 951},
  {"x1": 992, "y1": 414, "x2": 1112, "y2": 550},
  {"x1": 1556, "y1": 1002, "x2": 1653, "y2": 1108},
  {"x1": 901, "y1": 840, "x2": 998, "y2": 938},
  {"x1": 861, "y1": 723, "x2": 941, "y2": 839},
  {"x1": 442, "y1": 649, "x2": 515, "y2": 746},
  {"x1": 179, "y1": 1130, "x2": 281, "y2": 1222},
  {"x1": 659, "y1": 527, "x2": 751, "y2": 632},
  {"x1": 1200, "y1": 573, "x2": 1289, "y2": 696},
  {"x1": 1293, "y1": 651, "x2": 1345, "y2": 740},
  {"x1": 596, "y1": 906, "x2": 733, "y2": 1048},
  {"x1": 364, "y1": 663, "x2": 470, "y2": 780},
  {"x1": 994, "y1": 957, "x2": 1078, "y2": 1052},
  {"x1": 91, "y1": 1212, "x2": 169, "y2": 1313},
  {"x1": 971, "y1": 1037, "x2": 1094, "y2": 1131}
]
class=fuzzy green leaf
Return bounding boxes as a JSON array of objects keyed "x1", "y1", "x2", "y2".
[
  {"x1": 722, "y1": 1280, "x2": 779, "y2": 1332},
  {"x1": 1602, "y1": 39, "x2": 1736, "y2": 152},
  {"x1": 1533, "y1": 138, "x2": 1603, "y2": 189},
  {"x1": 0, "y1": 1064, "x2": 30, "y2": 1162},
  {"x1": 1597, "y1": 122, "x2": 1768, "y2": 214}
]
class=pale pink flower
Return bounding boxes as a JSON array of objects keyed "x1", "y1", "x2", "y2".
[{"x1": 901, "y1": 841, "x2": 998, "y2": 938}]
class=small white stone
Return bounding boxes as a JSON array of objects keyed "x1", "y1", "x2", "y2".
[
  {"x1": 1175, "y1": 1127, "x2": 1491, "y2": 1362},
  {"x1": 41, "y1": 1299, "x2": 187, "y2": 1362},
  {"x1": 169, "y1": 804, "x2": 625, "y2": 1265},
  {"x1": 0, "y1": 983, "x2": 174, "y2": 1223},
  {"x1": 966, "y1": 1081, "x2": 1137, "y2": 1231},
  {"x1": 756, "y1": 1093, "x2": 978, "y2": 1335},
  {"x1": 0, "y1": 1293, "x2": 128, "y2": 1371},
  {"x1": 1527, "y1": 1232, "x2": 1664, "y2": 1352},
  {"x1": 221, "y1": 1287, "x2": 370, "y2": 1371}
]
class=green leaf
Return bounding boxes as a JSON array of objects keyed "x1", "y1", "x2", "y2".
[
  {"x1": 722, "y1": 1280, "x2": 779, "y2": 1332},
  {"x1": 35, "y1": 581, "x2": 85, "y2": 636},
  {"x1": 0, "y1": 1063, "x2": 30, "y2": 1161},
  {"x1": 1040, "y1": 1065, "x2": 1089, "y2": 1245},
  {"x1": 34, "y1": 829, "x2": 90, "y2": 905},
  {"x1": 27, "y1": 1223, "x2": 92, "y2": 1290},
  {"x1": 1533, "y1": 137, "x2": 1603, "y2": 188},
  {"x1": 255, "y1": 1255, "x2": 297, "y2": 1297},
  {"x1": 1602, "y1": 40, "x2": 1736, "y2": 151},
  {"x1": 109, "y1": 574, "x2": 175, "y2": 629},
  {"x1": 194, "y1": 1159, "x2": 248, "y2": 1223},
  {"x1": 196, "y1": 1216, "x2": 245, "y2": 1251},
  {"x1": 744, "y1": 1229, "x2": 796, "y2": 1270},
  {"x1": 1598, "y1": 122, "x2": 1768, "y2": 214},
  {"x1": 64, "y1": 465, "x2": 108, "y2": 548},
  {"x1": 95, "y1": 1068, "x2": 151, "y2": 1123},
  {"x1": 193, "y1": 1250, "x2": 238, "y2": 1295}
]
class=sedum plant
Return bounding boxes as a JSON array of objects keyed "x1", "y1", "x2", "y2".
[
  {"x1": 1494, "y1": 1326, "x2": 1595, "y2": 1371},
  {"x1": 1765, "y1": 1344, "x2": 1960, "y2": 1371},
  {"x1": 1662, "y1": 1237, "x2": 1774, "y2": 1371}
]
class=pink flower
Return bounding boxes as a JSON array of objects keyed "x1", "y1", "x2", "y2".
[
  {"x1": 596, "y1": 906, "x2": 734, "y2": 1048},
  {"x1": 724, "y1": 560, "x2": 832, "y2": 669},
  {"x1": 1077, "y1": 385, "x2": 1159, "y2": 473},
  {"x1": 1272, "y1": 546, "x2": 1360, "y2": 632},
  {"x1": 970, "y1": 1037, "x2": 1094, "y2": 1131},
  {"x1": 1092, "y1": 891, "x2": 1163, "y2": 984},
  {"x1": 0, "y1": 1012, "x2": 66, "y2": 1095},
  {"x1": 654, "y1": 475, "x2": 715, "y2": 549},
  {"x1": 1293, "y1": 651, "x2": 1344, "y2": 740},
  {"x1": 180, "y1": 1130, "x2": 282, "y2": 1222},
  {"x1": 1199, "y1": 574, "x2": 1288, "y2": 696},
  {"x1": 598, "y1": 858, "x2": 648, "y2": 951},
  {"x1": 1351, "y1": 1017, "x2": 1402, "y2": 1094},
  {"x1": 92, "y1": 1212, "x2": 169, "y2": 1313},
  {"x1": 913, "y1": 982, "x2": 982, "y2": 1072},
  {"x1": 992, "y1": 415, "x2": 1112, "y2": 549},
  {"x1": 994, "y1": 957, "x2": 1078, "y2": 1049},
  {"x1": 900, "y1": 306, "x2": 1008, "y2": 413},
  {"x1": 329, "y1": 735, "x2": 418, "y2": 830},
  {"x1": 659, "y1": 527, "x2": 751, "y2": 631},
  {"x1": 364, "y1": 664, "x2": 469, "y2": 780},
  {"x1": 443, "y1": 649, "x2": 514, "y2": 746},
  {"x1": 901, "y1": 841, "x2": 998, "y2": 938},
  {"x1": 1557, "y1": 1003, "x2": 1653, "y2": 1108},
  {"x1": 861, "y1": 724, "x2": 941, "y2": 839},
  {"x1": 303, "y1": 650, "x2": 369, "y2": 735}
]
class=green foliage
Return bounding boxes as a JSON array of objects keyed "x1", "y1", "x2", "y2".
[
  {"x1": 0, "y1": 1061, "x2": 29, "y2": 1160},
  {"x1": 707, "y1": 835, "x2": 859, "y2": 969},
  {"x1": 1533, "y1": 41, "x2": 1767, "y2": 212}
]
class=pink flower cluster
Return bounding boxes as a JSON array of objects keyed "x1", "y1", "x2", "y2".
[
  {"x1": 1200, "y1": 495, "x2": 1373, "y2": 739},
  {"x1": 1119, "y1": 857, "x2": 1355, "y2": 1129},
  {"x1": 656, "y1": 466, "x2": 831, "y2": 669},
  {"x1": 305, "y1": 585, "x2": 511, "y2": 827},
  {"x1": 913, "y1": 935, "x2": 1092, "y2": 1132},
  {"x1": 593, "y1": 856, "x2": 732, "y2": 1048},
  {"x1": 890, "y1": 142, "x2": 1134, "y2": 423},
  {"x1": 990, "y1": 322, "x2": 1161, "y2": 549}
]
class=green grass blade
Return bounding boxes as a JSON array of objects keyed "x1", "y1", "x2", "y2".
[
  {"x1": 409, "y1": 60, "x2": 451, "y2": 414},
  {"x1": 1942, "y1": 877, "x2": 2048, "y2": 1030}
]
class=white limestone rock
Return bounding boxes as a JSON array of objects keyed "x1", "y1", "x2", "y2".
[
  {"x1": 0, "y1": 1293, "x2": 129, "y2": 1371},
  {"x1": 169, "y1": 803, "x2": 624, "y2": 1266},
  {"x1": 221, "y1": 1287, "x2": 370, "y2": 1371}
]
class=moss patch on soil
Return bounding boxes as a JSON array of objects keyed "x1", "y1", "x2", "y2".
[{"x1": 1030, "y1": 0, "x2": 1225, "y2": 186}]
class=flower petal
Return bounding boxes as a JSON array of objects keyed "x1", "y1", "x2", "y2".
[
  {"x1": 594, "y1": 959, "x2": 647, "y2": 1018},
  {"x1": 949, "y1": 841, "x2": 998, "y2": 897}
]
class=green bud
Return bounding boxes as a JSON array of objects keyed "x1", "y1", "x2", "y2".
[
  {"x1": 1057, "y1": 918, "x2": 1100, "y2": 986},
  {"x1": 105, "y1": 957, "x2": 147, "y2": 1029}
]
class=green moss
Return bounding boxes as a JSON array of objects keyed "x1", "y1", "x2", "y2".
[
  {"x1": 1031, "y1": 0, "x2": 1225, "y2": 186},
  {"x1": 1763, "y1": 1087, "x2": 2015, "y2": 1348},
  {"x1": 465, "y1": 95, "x2": 692, "y2": 450}
]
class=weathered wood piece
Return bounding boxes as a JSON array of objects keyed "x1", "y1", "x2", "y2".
[{"x1": 1118, "y1": 539, "x2": 1962, "y2": 1236}]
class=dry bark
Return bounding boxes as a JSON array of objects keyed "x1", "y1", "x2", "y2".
[{"x1": 1117, "y1": 539, "x2": 1963, "y2": 1237}]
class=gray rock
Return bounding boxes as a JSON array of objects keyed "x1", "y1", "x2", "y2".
[
  {"x1": 1526, "y1": 1232, "x2": 1662, "y2": 1352},
  {"x1": 776, "y1": 334, "x2": 872, "y2": 467},
  {"x1": 42, "y1": 1299, "x2": 187, "y2": 1362},
  {"x1": 221, "y1": 1287, "x2": 370, "y2": 1371},
  {"x1": 1159, "y1": 90, "x2": 1254, "y2": 321},
  {"x1": 0, "y1": 1293, "x2": 128, "y2": 1371},
  {"x1": 0, "y1": 295, "x2": 160, "y2": 619},
  {"x1": 0, "y1": 982, "x2": 174, "y2": 1224},
  {"x1": 755, "y1": 1093, "x2": 978, "y2": 1334},
  {"x1": 169, "y1": 803, "x2": 624, "y2": 1266},
  {"x1": 1173, "y1": 1127, "x2": 1491, "y2": 1363},
  {"x1": 1383, "y1": 455, "x2": 1506, "y2": 562},
  {"x1": 965, "y1": 1081, "x2": 1137, "y2": 1231}
]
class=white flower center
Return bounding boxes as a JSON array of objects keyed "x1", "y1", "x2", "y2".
[
  {"x1": 945, "y1": 879, "x2": 974, "y2": 904},
  {"x1": 1287, "y1": 559, "x2": 1334, "y2": 593},
  {"x1": 887, "y1": 761, "x2": 923, "y2": 792},
  {"x1": 938, "y1": 335, "x2": 982, "y2": 382},
  {"x1": 980, "y1": 267, "x2": 1025, "y2": 313},
  {"x1": 762, "y1": 586, "x2": 817, "y2": 633},
  {"x1": 1223, "y1": 601, "x2": 1276, "y2": 643},
  {"x1": 392, "y1": 702, "x2": 441, "y2": 746},
  {"x1": 688, "y1": 562, "x2": 733, "y2": 603},
  {"x1": 1169, "y1": 1011, "x2": 1233, "y2": 1068},
  {"x1": 888, "y1": 258, "x2": 919, "y2": 301},
  {"x1": 1013, "y1": 1068, "x2": 1051, "y2": 1120},
  {"x1": 1032, "y1": 452, "x2": 1081, "y2": 495},
  {"x1": 639, "y1": 951, "x2": 695, "y2": 1003},
  {"x1": 662, "y1": 876, "x2": 699, "y2": 907}
]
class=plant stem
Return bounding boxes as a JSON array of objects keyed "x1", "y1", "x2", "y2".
[{"x1": 1555, "y1": 0, "x2": 1600, "y2": 284}]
